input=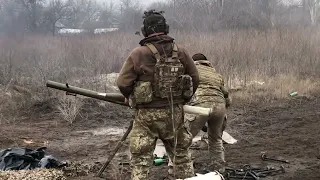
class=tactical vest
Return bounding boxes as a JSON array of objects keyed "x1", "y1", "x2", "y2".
[
  {"x1": 194, "y1": 60, "x2": 224, "y2": 97},
  {"x1": 145, "y1": 42, "x2": 184, "y2": 99}
]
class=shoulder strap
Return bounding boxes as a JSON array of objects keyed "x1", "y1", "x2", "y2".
[
  {"x1": 172, "y1": 43, "x2": 178, "y2": 59},
  {"x1": 145, "y1": 43, "x2": 179, "y2": 62},
  {"x1": 145, "y1": 43, "x2": 161, "y2": 60}
]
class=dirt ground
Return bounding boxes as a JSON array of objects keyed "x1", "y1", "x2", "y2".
[{"x1": 1, "y1": 94, "x2": 320, "y2": 180}]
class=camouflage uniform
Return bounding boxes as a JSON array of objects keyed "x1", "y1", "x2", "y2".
[
  {"x1": 117, "y1": 10, "x2": 200, "y2": 179},
  {"x1": 185, "y1": 58, "x2": 230, "y2": 173},
  {"x1": 117, "y1": 33, "x2": 199, "y2": 179},
  {"x1": 130, "y1": 105, "x2": 194, "y2": 179}
]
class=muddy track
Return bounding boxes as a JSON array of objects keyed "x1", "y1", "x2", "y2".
[{"x1": 1, "y1": 96, "x2": 320, "y2": 179}]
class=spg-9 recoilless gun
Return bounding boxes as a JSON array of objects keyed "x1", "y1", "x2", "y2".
[{"x1": 45, "y1": 80, "x2": 212, "y2": 116}]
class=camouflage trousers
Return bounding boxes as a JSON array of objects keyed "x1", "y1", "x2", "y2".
[
  {"x1": 185, "y1": 100, "x2": 227, "y2": 173},
  {"x1": 129, "y1": 104, "x2": 195, "y2": 180}
]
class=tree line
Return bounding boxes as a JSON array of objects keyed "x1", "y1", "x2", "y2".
[
  {"x1": 0, "y1": 0, "x2": 319, "y2": 36},
  {"x1": 0, "y1": 0, "x2": 142, "y2": 36}
]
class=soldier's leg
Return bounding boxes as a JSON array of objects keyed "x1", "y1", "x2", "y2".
[
  {"x1": 162, "y1": 106, "x2": 195, "y2": 179},
  {"x1": 167, "y1": 114, "x2": 205, "y2": 176},
  {"x1": 162, "y1": 128, "x2": 194, "y2": 179},
  {"x1": 207, "y1": 103, "x2": 227, "y2": 173},
  {"x1": 186, "y1": 102, "x2": 212, "y2": 138},
  {"x1": 185, "y1": 113, "x2": 209, "y2": 138},
  {"x1": 129, "y1": 109, "x2": 157, "y2": 180}
]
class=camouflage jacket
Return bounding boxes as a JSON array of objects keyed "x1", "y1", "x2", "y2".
[
  {"x1": 188, "y1": 60, "x2": 230, "y2": 106},
  {"x1": 116, "y1": 34, "x2": 199, "y2": 108}
]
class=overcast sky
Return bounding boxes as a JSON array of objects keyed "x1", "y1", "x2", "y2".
[
  {"x1": 101, "y1": 0, "x2": 167, "y2": 7},
  {"x1": 108, "y1": 0, "x2": 301, "y2": 6},
  {"x1": 58, "y1": 0, "x2": 167, "y2": 7},
  {"x1": 135, "y1": 0, "x2": 166, "y2": 6}
]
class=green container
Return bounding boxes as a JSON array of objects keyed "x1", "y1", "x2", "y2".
[
  {"x1": 289, "y1": 91, "x2": 298, "y2": 97},
  {"x1": 153, "y1": 158, "x2": 166, "y2": 166}
]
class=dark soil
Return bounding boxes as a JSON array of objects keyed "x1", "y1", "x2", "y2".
[{"x1": 1, "y1": 95, "x2": 320, "y2": 180}]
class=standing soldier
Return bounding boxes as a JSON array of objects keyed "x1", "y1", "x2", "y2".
[
  {"x1": 116, "y1": 10, "x2": 199, "y2": 180},
  {"x1": 185, "y1": 53, "x2": 231, "y2": 174}
]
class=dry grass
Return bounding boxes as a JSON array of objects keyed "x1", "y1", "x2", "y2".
[
  {"x1": 230, "y1": 74, "x2": 320, "y2": 103},
  {"x1": 56, "y1": 94, "x2": 85, "y2": 124},
  {"x1": 178, "y1": 28, "x2": 320, "y2": 79},
  {"x1": 0, "y1": 28, "x2": 319, "y2": 117}
]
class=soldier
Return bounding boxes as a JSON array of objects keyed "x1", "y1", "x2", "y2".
[
  {"x1": 116, "y1": 10, "x2": 199, "y2": 180},
  {"x1": 185, "y1": 53, "x2": 231, "y2": 174},
  {"x1": 167, "y1": 53, "x2": 231, "y2": 175}
]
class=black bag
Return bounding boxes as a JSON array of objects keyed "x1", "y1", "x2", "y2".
[{"x1": 0, "y1": 147, "x2": 65, "y2": 171}]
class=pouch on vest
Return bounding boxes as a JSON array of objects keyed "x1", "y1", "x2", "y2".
[
  {"x1": 130, "y1": 81, "x2": 153, "y2": 107},
  {"x1": 180, "y1": 74, "x2": 193, "y2": 100}
]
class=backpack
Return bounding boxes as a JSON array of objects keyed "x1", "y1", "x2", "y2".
[{"x1": 145, "y1": 42, "x2": 185, "y2": 99}]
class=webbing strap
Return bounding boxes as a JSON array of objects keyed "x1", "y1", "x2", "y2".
[
  {"x1": 145, "y1": 43, "x2": 161, "y2": 60},
  {"x1": 172, "y1": 43, "x2": 178, "y2": 59},
  {"x1": 145, "y1": 43, "x2": 179, "y2": 62}
]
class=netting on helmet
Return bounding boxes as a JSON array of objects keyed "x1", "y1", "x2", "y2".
[{"x1": 142, "y1": 10, "x2": 168, "y2": 36}]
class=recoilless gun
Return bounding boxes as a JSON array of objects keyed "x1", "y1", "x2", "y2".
[{"x1": 45, "y1": 80, "x2": 213, "y2": 116}]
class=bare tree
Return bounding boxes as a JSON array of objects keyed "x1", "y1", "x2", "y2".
[
  {"x1": 0, "y1": 0, "x2": 36, "y2": 34},
  {"x1": 82, "y1": 0, "x2": 101, "y2": 32},
  {"x1": 17, "y1": 0, "x2": 45, "y2": 32},
  {"x1": 43, "y1": 0, "x2": 72, "y2": 36},
  {"x1": 260, "y1": 0, "x2": 272, "y2": 26},
  {"x1": 61, "y1": 0, "x2": 101, "y2": 31},
  {"x1": 303, "y1": 0, "x2": 320, "y2": 25},
  {"x1": 1, "y1": 0, "x2": 319, "y2": 35},
  {"x1": 99, "y1": 1, "x2": 116, "y2": 28},
  {"x1": 218, "y1": 0, "x2": 224, "y2": 16},
  {"x1": 119, "y1": 0, "x2": 142, "y2": 31},
  {"x1": 0, "y1": 2, "x2": 6, "y2": 32}
]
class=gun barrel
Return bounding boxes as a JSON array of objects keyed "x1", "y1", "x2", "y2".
[
  {"x1": 46, "y1": 80, "x2": 126, "y2": 106},
  {"x1": 46, "y1": 80, "x2": 212, "y2": 116}
]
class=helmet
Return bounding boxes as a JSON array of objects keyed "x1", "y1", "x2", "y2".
[
  {"x1": 192, "y1": 53, "x2": 208, "y2": 61},
  {"x1": 141, "y1": 9, "x2": 169, "y2": 37}
]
